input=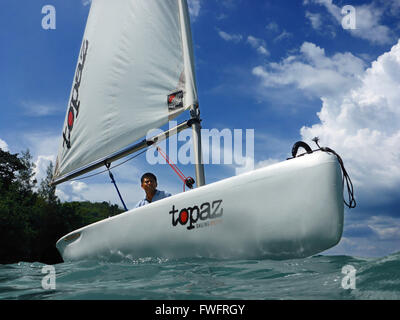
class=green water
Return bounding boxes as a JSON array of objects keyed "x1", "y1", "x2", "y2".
[{"x1": 1, "y1": 252, "x2": 400, "y2": 300}]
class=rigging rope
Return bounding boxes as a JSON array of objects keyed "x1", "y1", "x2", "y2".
[
  {"x1": 289, "y1": 139, "x2": 356, "y2": 209},
  {"x1": 105, "y1": 162, "x2": 128, "y2": 211},
  {"x1": 70, "y1": 148, "x2": 149, "y2": 182},
  {"x1": 69, "y1": 144, "x2": 195, "y2": 193},
  {"x1": 320, "y1": 146, "x2": 357, "y2": 209},
  {"x1": 156, "y1": 146, "x2": 195, "y2": 192},
  {"x1": 311, "y1": 137, "x2": 356, "y2": 209}
]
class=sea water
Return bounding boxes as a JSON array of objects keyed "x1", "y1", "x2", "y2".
[{"x1": 1, "y1": 252, "x2": 400, "y2": 300}]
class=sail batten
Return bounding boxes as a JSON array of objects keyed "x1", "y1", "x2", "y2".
[{"x1": 53, "y1": 0, "x2": 198, "y2": 182}]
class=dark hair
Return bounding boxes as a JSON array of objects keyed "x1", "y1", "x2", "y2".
[{"x1": 141, "y1": 172, "x2": 157, "y2": 184}]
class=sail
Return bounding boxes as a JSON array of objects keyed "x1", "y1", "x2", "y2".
[{"x1": 53, "y1": 0, "x2": 198, "y2": 183}]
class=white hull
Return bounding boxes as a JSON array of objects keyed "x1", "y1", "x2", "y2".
[{"x1": 56, "y1": 151, "x2": 344, "y2": 261}]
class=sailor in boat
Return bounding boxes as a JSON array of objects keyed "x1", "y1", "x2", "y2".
[{"x1": 135, "y1": 172, "x2": 172, "y2": 208}]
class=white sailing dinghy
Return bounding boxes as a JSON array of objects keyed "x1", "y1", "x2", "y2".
[{"x1": 52, "y1": 0, "x2": 355, "y2": 261}]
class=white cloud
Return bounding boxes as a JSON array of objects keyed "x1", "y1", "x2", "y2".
[
  {"x1": 56, "y1": 182, "x2": 88, "y2": 202},
  {"x1": 55, "y1": 188, "x2": 70, "y2": 202},
  {"x1": 217, "y1": 32, "x2": 270, "y2": 56},
  {"x1": 305, "y1": 11, "x2": 323, "y2": 30},
  {"x1": 324, "y1": 211, "x2": 400, "y2": 257},
  {"x1": 19, "y1": 132, "x2": 59, "y2": 188},
  {"x1": 56, "y1": 179, "x2": 156, "y2": 210},
  {"x1": 70, "y1": 181, "x2": 89, "y2": 193},
  {"x1": 216, "y1": 13, "x2": 228, "y2": 21},
  {"x1": 247, "y1": 36, "x2": 270, "y2": 56},
  {"x1": 188, "y1": 0, "x2": 201, "y2": 19},
  {"x1": 387, "y1": 0, "x2": 400, "y2": 15},
  {"x1": 0, "y1": 138, "x2": 8, "y2": 151},
  {"x1": 368, "y1": 216, "x2": 400, "y2": 240},
  {"x1": 252, "y1": 39, "x2": 400, "y2": 207},
  {"x1": 264, "y1": 21, "x2": 292, "y2": 42},
  {"x1": 274, "y1": 30, "x2": 292, "y2": 42},
  {"x1": 56, "y1": 181, "x2": 94, "y2": 202},
  {"x1": 265, "y1": 22, "x2": 279, "y2": 33},
  {"x1": 234, "y1": 156, "x2": 255, "y2": 175},
  {"x1": 350, "y1": 4, "x2": 393, "y2": 45},
  {"x1": 300, "y1": 40, "x2": 400, "y2": 198},
  {"x1": 217, "y1": 29, "x2": 243, "y2": 43},
  {"x1": 304, "y1": 0, "x2": 393, "y2": 45},
  {"x1": 82, "y1": 0, "x2": 91, "y2": 6},
  {"x1": 34, "y1": 155, "x2": 55, "y2": 186},
  {"x1": 23, "y1": 133, "x2": 59, "y2": 159},
  {"x1": 256, "y1": 158, "x2": 281, "y2": 168},
  {"x1": 252, "y1": 42, "x2": 366, "y2": 99},
  {"x1": 220, "y1": 0, "x2": 238, "y2": 9},
  {"x1": 21, "y1": 101, "x2": 60, "y2": 117}
]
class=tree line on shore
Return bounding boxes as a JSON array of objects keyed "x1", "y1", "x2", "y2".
[{"x1": 0, "y1": 148, "x2": 124, "y2": 265}]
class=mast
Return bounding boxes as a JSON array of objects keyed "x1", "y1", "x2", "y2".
[
  {"x1": 190, "y1": 105, "x2": 205, "y2": 187},
  {"x1": 178, "y1": 0, "x2": 206, "y2": 187}
]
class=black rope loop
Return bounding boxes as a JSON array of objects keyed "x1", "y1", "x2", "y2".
[
  {"x1": 320, "y1": 147, "x2": 357, "y2": 209},
  {"x1": 291, "y1": 141, "x2": 313, "y2": 158},
  {"x1": 290, "y1": 139, "x2": 356, "y2": 209}
]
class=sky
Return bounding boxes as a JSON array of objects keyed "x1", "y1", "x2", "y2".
[{"x1": 1, "y1": 0, "x2": 400, "y2": 258}]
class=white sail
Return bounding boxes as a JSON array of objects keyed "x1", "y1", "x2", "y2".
[{"x1": 53, "y1": 0, "x2": 198, "y2": 182}]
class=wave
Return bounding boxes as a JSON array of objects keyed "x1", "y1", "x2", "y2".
[{"x1": 1, "y1": 252, "x2": 399, "y2": 300}]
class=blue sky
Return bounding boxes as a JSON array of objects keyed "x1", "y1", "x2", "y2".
[{"x1": 1, "y1": 0, "x2": 400, "y2": 258}]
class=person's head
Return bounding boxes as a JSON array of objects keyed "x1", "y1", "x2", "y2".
[{"x1": 140, "y1": 172, "x2": 157, "y2": 193}]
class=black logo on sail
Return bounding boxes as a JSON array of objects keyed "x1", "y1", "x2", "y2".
[
  {"x1": 63, "y1": 39, "x2": 89, "y2": 149},
  {"x1": 167, "y1": 90, "x2": 183, "y2": 111}
]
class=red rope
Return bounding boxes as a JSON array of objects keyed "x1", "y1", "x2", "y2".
[{"x1": 156, "y1": 146, "x2": 194, "y2": 191}]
